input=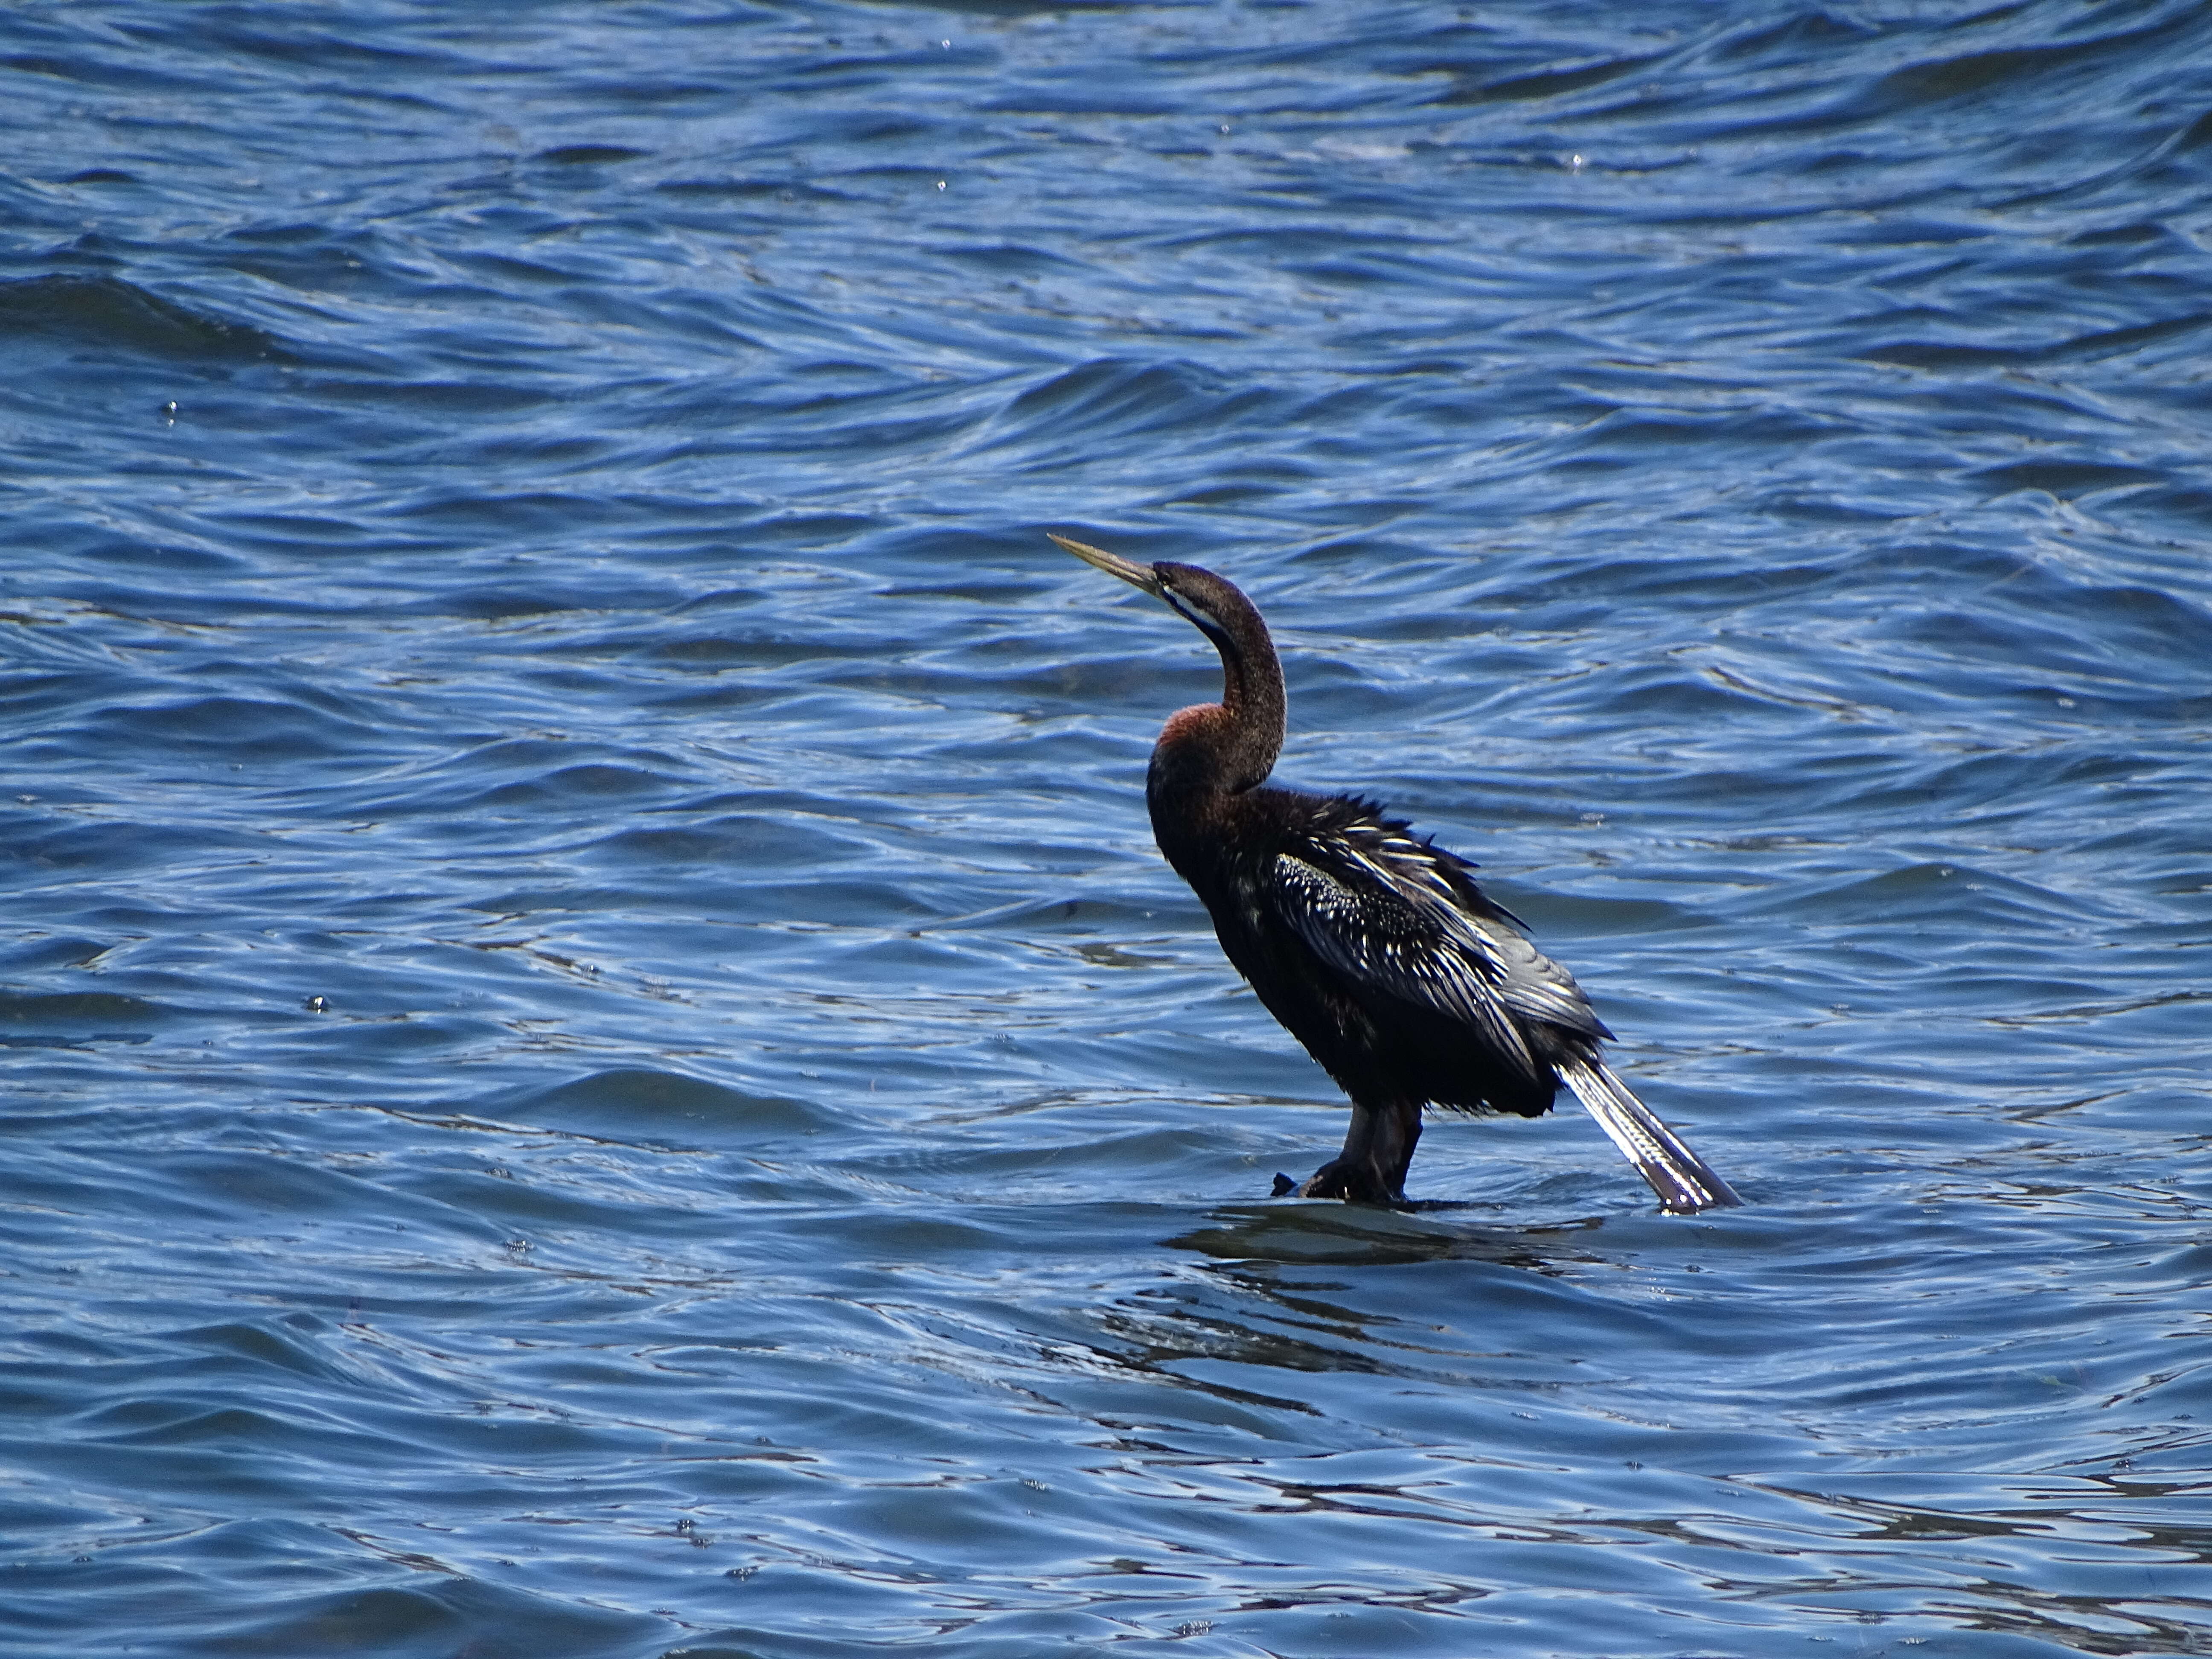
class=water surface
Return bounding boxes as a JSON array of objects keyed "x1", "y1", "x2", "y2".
[{"x1": 5, "y1": 3, "x2": 2212, "y2": 1655}]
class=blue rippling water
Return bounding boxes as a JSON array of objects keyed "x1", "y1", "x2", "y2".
[{"x1": 5, "y1": 2, "x2": 2212, "y2": 1655}]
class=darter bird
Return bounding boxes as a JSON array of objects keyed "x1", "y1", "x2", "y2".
[{"x1": 1050, "y1": 532, "x2": 1740, "y2": 1214}]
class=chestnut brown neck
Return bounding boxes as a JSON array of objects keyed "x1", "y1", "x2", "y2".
[{"x1": 1144, "y1": 569, "x2": 1285, "y2": 803}]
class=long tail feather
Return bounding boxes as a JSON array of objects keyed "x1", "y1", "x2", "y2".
[{"x1": 1557, "y1": 1057, "x2": 1741, "y2": 1214}]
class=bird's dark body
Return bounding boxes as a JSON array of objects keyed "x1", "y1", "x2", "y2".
[
  {"x1": 1152, "y1": 782, "x2": 1590, "y2": 1122},
  {"x1": 1049, "y1": 535, "x2": 1739, "y2": 1212}
]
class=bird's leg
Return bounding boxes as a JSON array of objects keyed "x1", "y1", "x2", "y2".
[{"x1": 1299, "y1": 1100, "x2": 1421, "y2": 1205}]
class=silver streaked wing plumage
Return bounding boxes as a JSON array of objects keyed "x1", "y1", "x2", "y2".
[{"x1": 1269, "y1": 822, "x2": 1606, "y2": 1080}]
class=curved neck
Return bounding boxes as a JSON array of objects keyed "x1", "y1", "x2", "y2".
[
  {"x1": 1150, "y1": 600, "x2": 1285, "y2": 800},
  {"x1": 1214, "y1": 609, "x2": 1284, "y2": 786}
]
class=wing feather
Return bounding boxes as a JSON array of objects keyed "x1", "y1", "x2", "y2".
[
  {"x1": 1272, "y1": 850, "x2": 1540, "y2": 1079},
  {"x1": 1266, "y1": 806, "x2": 1609, "y2": 1083}
]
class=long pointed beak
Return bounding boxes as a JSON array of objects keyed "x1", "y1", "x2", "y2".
[{"x1": 1049, "y1": 532, "x2": 1163, "y2": 597}]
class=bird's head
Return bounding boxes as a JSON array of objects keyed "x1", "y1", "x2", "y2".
[
  {"x1": 1048, "y1": 531, "x2": 1286, "y2": 793},
  {"x1": 1047, "y1": 533, "x2": 1249, "y2": 654}
]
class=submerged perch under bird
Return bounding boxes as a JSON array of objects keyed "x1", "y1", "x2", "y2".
[{"x1": 1049, "y1": 532, "x2": 1740, "y2": 1214}]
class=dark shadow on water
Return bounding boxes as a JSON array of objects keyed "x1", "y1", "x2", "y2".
[
  {"x1": 1047, "y1": 1202, "x2": 1652, "y2": 1406},
  {"x1": 1170, "y1": 1198, "x2": 1607, "y2": 1274}
]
